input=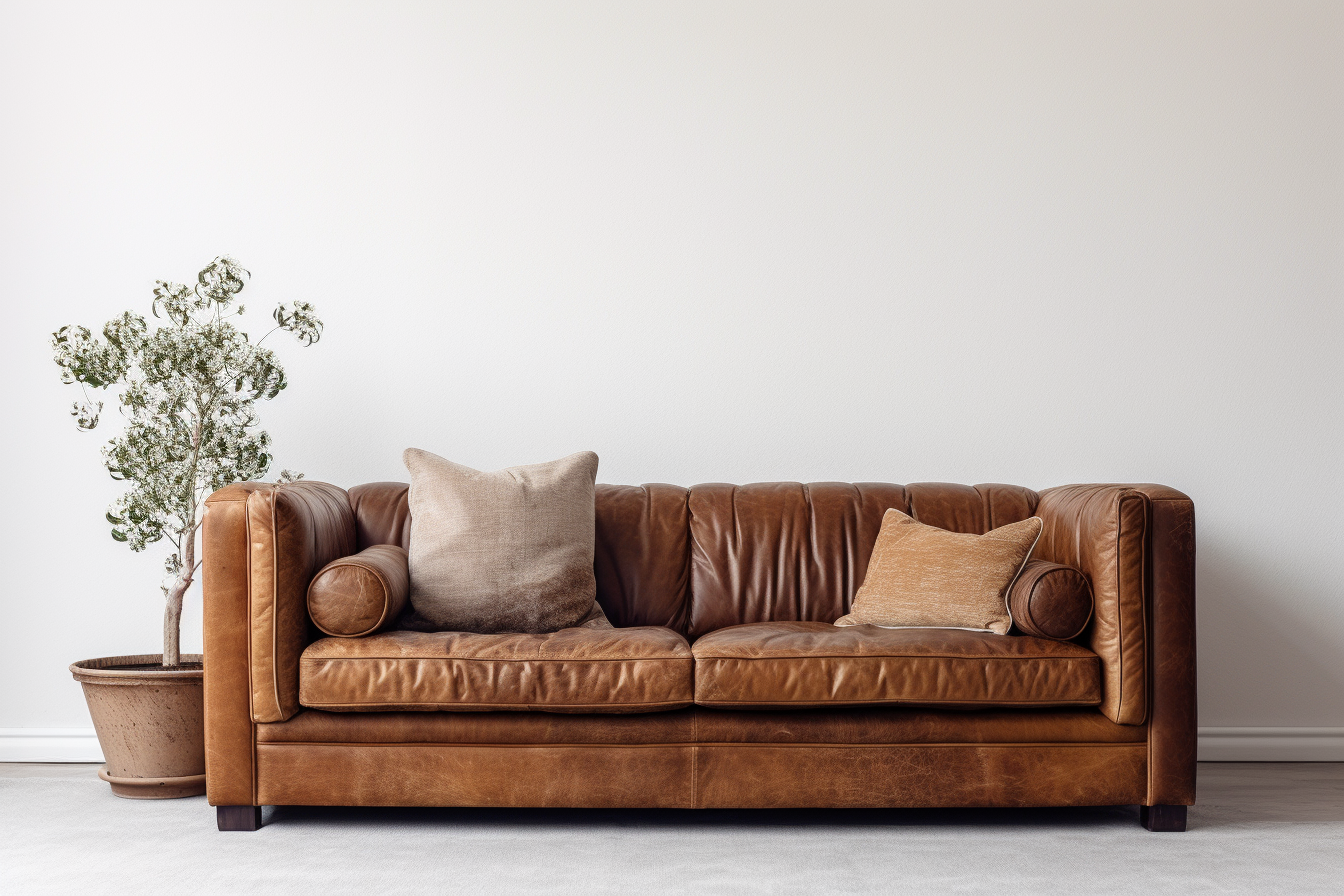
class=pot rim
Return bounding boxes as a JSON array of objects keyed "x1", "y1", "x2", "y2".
[{"x1": 70, "y1": 654, "x2": 204, "y2": 685}]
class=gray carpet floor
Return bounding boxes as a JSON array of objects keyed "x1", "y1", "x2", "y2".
[{"x1": 2, "y1": 762, "x2": 1342, "y2": 894}]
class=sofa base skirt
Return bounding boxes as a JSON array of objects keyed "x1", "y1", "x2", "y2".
[
  {"x1": 694, "y1": 743, "x2": 1147, "y2": 808},
  {"x1": 256, "y1": 743, "x2": 695, "y2": 808},
  {"x1": 253, "y1": 741, "x2": 1147, "y2": 809}
]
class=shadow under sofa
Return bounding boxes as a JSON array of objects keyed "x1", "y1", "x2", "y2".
[{"x1": 201, "y1": 479, "x2": 1195, "y2": 832}]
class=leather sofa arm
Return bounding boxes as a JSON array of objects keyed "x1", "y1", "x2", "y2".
[
  {"x1": 1035, "y1": 483, "x2": 1196, "y2": 806},
  {"x1": 1034, "y1": 485, "x2": 1151, "y2": 725},
  {"x1": 202, "y1": 480, "x2": 356, "y2": 806}
]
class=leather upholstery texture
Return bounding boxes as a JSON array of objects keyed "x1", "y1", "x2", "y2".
[
  {"x1": 202, "y1": 479, "x2": 357, "y2": 804},
  {"x1": 685, "y1": 482, "x2": 1039, "y2": 638},
  {"x1": 298, "y1": 628, "x2": 694, "y2": 712},
  {"x1": 251, "y1": 741, "x2": 1147, "y2": 809},
  {"x1": 344, "y1": 481, "x2": 694, "y2": 631},
  {"x1": 346, "y1": 480, "x2": 1042, "y2": 639},
  {"x1": 245, "y1": 483, "x2": 357, "y2": 723},
  {"x1": 693, "y1": 743, "x2": 1147, "y2": 808},
  {"x1": 1134, "y1": 487, "x2": 1197, "y2": 806},
  {"x1": 348, "y1": 481, "x2": 412, "y2": 551},
  {"x1": 255, "y1": 743, "x2": 697, "y2": 808},
  {"x1": 691, "y1": 706, "x2": 1144, "y2": 745},
  {"x1": 1008, "y1": 559, "x2": 1094, "y2": 641},
  {"x1": 251, "y1": 706, "x2": 1148, "y2": 809},
  {"x1": 593, "y1": 484, "x2": 692, "y2": 630},
  {"x1": 260, "y1": 708, "x2": 699, "y2": 744},
  {"x1": 203, "y1": 478, "x2": 1195, "y2": 811},
  {"x1": 259, "y1": 706, "x2": 1144, "y2": 745},
  {"x1": 307, "y1": 544, "x2": 409, "y2": 637},
  {"x1": 686, "y1": 482, "x2": 906, "y2": 637},
  {"x1": 1035, "y1": 485, "x2": 1149, "y2": 725},
  {"x1": 692, "y1": 622, "x2": 1101, "y2": 708},
  {"x1": 203, "y1": 482, "x2": 267, "y2": 807}
]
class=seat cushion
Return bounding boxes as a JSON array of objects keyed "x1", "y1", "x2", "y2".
[
  {"x1": 691, "y1": 622, "x2": 1101, "y2": 709},
  {"x1": 300, "y1": 627, "x2": 693, "y2": 713}
]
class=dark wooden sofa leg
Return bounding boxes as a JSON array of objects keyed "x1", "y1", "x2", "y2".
[
  {"x1": 1140, "y1": 805, "x2": 1187, "y2": 832},
  {"x1": 217, "y1": 805, "x2": 263, "y2": 831}
]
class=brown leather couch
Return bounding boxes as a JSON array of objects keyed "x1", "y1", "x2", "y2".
[{"x1": 202, "y1": 480, "x2": 1196, "y2": 832}]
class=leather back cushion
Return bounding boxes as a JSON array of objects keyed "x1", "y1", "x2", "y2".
[
  {"x1": 686, "y1": 483, "x2": 903, "y2": 637},
  {"x1": 348, "y1": 481, "x2": 692, "y2": 630},
  {"x1": 686, "y1": 483, "x2": 1039, "y2": 638},
  {"x1": 348, "y1": 480, "x2": 1039, "y2": 638},
  {"x1": 349, "y1": 481, "x2": 412, "y2": 549}
]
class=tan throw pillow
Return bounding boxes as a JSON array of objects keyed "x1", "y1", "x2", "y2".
[
  {"x1": 835, "y1": 508, "x2": 1042, "y2": 635},
  {"x1": 403, "y1": 448, "x2": 600, "y2": 634}
]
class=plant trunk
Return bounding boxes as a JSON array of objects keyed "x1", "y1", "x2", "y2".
[
  {"x1": 162, "y1": 585, "x2": 186, "y2": 666},
  {"x1": 163, "y1": 530, "x2": 196, "y2": 667}
]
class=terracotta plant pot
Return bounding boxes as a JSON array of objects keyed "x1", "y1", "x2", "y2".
[{"x1": 70, "y1": 654, "x2": 205, "y2": 799}]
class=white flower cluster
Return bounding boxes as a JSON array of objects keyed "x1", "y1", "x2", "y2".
[
  {"x1": 53, "y1": 257, "x2": 324, "y2": 591},
  {"x1": 273, "y1": 300, "x2": 323, "y2": 346}
]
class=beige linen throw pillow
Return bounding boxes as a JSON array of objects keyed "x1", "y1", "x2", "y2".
[
  {"x1": 836, "y1": 508, "x2": 1042, "y2": 635},
  {"x1": 403, "y1": 448, "x2": 600, "y2": 633}
]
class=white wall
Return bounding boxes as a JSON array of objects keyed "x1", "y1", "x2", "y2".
[{"x1": 1, "y1": 2, "x2": 1340, "y2": 753}]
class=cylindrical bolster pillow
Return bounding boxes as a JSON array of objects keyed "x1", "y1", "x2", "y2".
[
  {"x1": 1008, "y1": 560, "x2": 1094, "y2": 641},
  {"x1": 307, "y1": 544, "x2": 410, "y2": 637}
]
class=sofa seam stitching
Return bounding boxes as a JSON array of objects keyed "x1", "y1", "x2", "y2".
[
  {"x1": 299, "y1": 656, "x2": 693, "y2": 663},
  {"x1": 254, "y1": 741, "x2": 1143, "y2": 749},
  {"x1": 270, "y1": 486, "x2": 284, "y2": 722},
  {"x1": 691, "y1": 707, "x2": 699, "y2": 808},
  {"x1": 1114, "y1": 491, "x2": 1148, "y2": 725},
  {"x1": 243, "y1": 496, "x2": 259, "y2": 804},
  {"x1": 692, "y1": 698, "x2": 1100, "y2": 706},
  {"x1": 688, "y1": 653, "x2": 1097, "y2": 662},
  {"x1": 296, "y1": 700, "x2": 695, "y2": 709}
]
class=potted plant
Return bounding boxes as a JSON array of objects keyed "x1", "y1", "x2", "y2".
[{"x1": 53, "y1": 256, "x2": 322, "y2": 798}]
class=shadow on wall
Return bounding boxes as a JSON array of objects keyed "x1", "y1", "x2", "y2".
[{"x1": 1195, "y1": 536, "x2": 1344, "y2": 728}]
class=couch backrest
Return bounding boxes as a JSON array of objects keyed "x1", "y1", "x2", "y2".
[
  {"x1": 683, "y1": 482, "x2": 1039, "y2": 638},
  {"x1": 346, "y1": 480, "x2": 1040, "y2": 639}
]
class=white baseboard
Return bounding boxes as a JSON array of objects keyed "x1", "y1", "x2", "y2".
[
  {"x1": 2, "y1": 726, "x2": 1341, "y2": 763},
  {"x1": 1198, "y1": 727, "x2": 1344, "y2": 761},
  {"x1": 0, "y1": 728, "x2": 104, "y2": 762}
]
